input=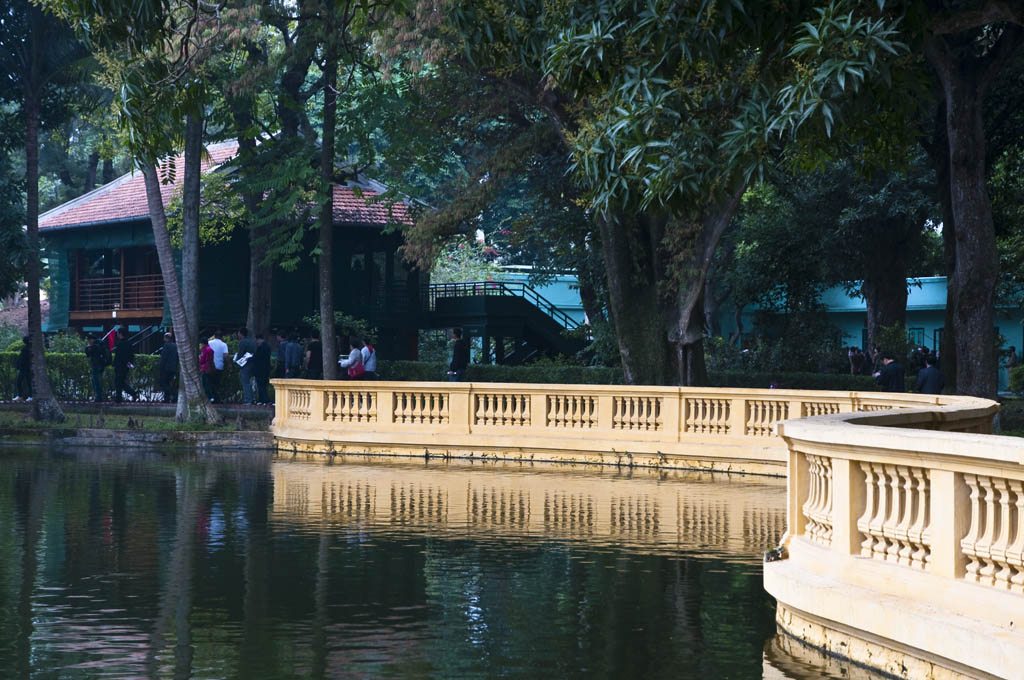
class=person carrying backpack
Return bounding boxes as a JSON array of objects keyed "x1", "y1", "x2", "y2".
[
  {"x1": 113, "y1": 328, "x2": 140, "y2": 403},
  {"x1": 13, "y1": 336, "x2": 32, "y2": 402},
  {"x1": 85, "y1": 333, "x2": 111, "y2": 402}
]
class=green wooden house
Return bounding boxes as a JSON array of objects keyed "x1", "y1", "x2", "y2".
[{"x1": 39, "y1": 140, "x2": 427, "y2": 358}]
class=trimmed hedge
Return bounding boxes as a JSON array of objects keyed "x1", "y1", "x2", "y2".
[
  {"x1": 0, "y1": 353, "x2": 919, "y2": 401},
  {"x1": 0, "y1": 351, "x2": 275, "y2": 403},
  {"x1": 378, "y1": 361, "x2": 908, "y2": 391}
]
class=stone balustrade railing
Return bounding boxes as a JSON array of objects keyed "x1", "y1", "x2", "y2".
[
  {"x1": 765, "y1": 396, "x2": 1024, "y2": 679},
  {"x1": 270, "y1": 380, "x2": 983, "y2": 474}
]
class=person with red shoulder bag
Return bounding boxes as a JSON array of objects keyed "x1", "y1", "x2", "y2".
[{"x1": 338, "y1": 337, "x2": 365, "y2": 379}]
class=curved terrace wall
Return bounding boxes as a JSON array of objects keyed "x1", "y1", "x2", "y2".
[
  {"x1": 271, "y1": 380, "x2": 1013, "y2": 676},
  {"x1": 766, "y1": 395, "x2": 1023, "y2": 679},
  {"x1": 270, "y1": 380, "x2": 988, "y2": 475}
]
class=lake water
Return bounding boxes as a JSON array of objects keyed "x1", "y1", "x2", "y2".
[{"x1": 0, "y1": 447, "x2": 857, "y2": 679}]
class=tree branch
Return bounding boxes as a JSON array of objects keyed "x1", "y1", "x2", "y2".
[{"x1": 929, "y1": 0, "x2": 1024, "y2": 35}]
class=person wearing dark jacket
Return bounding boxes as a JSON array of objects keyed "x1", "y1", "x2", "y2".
[
  {"x1": 85, "y1": 334, "x2": 111, "y2": 402},
  {"x1": 253, "y1": 334, "x2": 272, "y2": 405},
  {"x1": 158, "y1": 333, "x2": 179, "y2": 402},
  {"x1": 234, "y1": 327, "x2": 258, "y2": 404},
  {"x1": 873, "y1": 352, "x2": 906, "y2": 393},
  {"x1": 449, "y1": 328, "x2": 470, "y2": 382},
  {"x1": 113, "y1": 328, "x2": 140, "y2": 402},
  {"x1": 915, "y1": 356, "x2": 944, "y2": 394},
  {"x1": 14, "y1": 336, "x2": 31, "y2": 401}
]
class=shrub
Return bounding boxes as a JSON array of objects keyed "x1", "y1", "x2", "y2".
[
  {"x1": 1010, "y1": 366, "x2": 1024, "y2": 395},
  {"x1": 48, "y1": 330, "x2": 85, "y2": 354},
  {"x1": 0, "y1": 321, "x2": 21, "y2": 351},
  {"x1": 0, "y1": 350, "x2": 280, "y2": 402}
]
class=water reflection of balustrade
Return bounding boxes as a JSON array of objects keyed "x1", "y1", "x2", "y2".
[
  {"x1": 273, "y1": 381, "x2": 977, "y2": 472},
  {"x1": 766, "y1": 394, "x2": 1024, "y2": 679},
  {"x1": 271, "y1": 459, "x2": 786, "y2": 555}
]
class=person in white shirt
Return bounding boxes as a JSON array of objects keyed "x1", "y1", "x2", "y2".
[
  {"x1": 207, "y1": 331, "x2": 230, "y2": 402},
  {"x1": 360, "y1": 337, "x2": 377, "y2": 379},
  {"x1": 338, "y1": 337, "x2": 364, "y2": 379}
]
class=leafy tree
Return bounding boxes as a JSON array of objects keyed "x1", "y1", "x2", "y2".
[
  {"x1": 48, "y1": 0, "x2": 253, "y2": 423},
  {"x1": 379, "y1": 0, "x2": 902, "y2": 385},
  {"x1": 0, "y1": 0, "x2": 92, "y2": 421},
  {"x1": 793, "y1": 1, "x2": 1024, "y2": 397}
]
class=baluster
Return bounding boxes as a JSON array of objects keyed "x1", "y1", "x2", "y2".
[
  {"x1": 857, "y1": 462, "x2": 878, "y2": 557},
  {"x1": 1007, "y1": 480, "x2": 1024, "y2": 594},
  {"x1": 978, "y1": 476, "x2": 999, "y2": 586},
  {"x1": 397, "y1": 391, "x2": 409, "y2": 421},
  {"x1": 485, "y1": 394, "x2": 496, "y2": 425},
  {"x1": 893, "y1": 466, "x2": 914, "y2": 565},
  {"x1": 883, "y1": 465, "x2": 904, "y2": 562},
  {"x1": 991, "y1": 478, "x2": 1014, "y2": 590},
  {"x1": 869, "y1": 463, "x2": 890, "y2": 561},
  {"x1": 961, "y1": 474, "x2": 985, "y2": 582},
  {"x1": 802, "y1": 456, "x2": 820, "y2": 539},
  {"x1": 908, "y1": 468, "x2": 930, "y2": 569},
  {"x1": 822, "y1": 457, "x2": 833, "y2": 543}
]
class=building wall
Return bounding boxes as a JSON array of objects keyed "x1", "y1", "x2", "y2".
[{"x1": 497, "y1": 269, "x2": 587, "y2": 325}]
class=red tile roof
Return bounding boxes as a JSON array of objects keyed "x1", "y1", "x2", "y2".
[
  {"x1": 39, "y1": 141, "x2": 240, "y2": 230},
  {"x1": 333, "y1": 184, "x2": 412, "y2": 226},
  {"x1": 39, "y1": 141, "x2": 414, "y2": 230}
]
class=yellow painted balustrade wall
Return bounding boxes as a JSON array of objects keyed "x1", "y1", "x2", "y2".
[
  {"x1": 765, "y1": 397, "x2": 1024, "y2": 680},
  {"x1": 270, "y1": 380, "x2": 984, "y2": 475}
]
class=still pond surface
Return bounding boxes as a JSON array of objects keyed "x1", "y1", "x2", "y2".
[{"x1": 0, "y1": 447, "x2": 855, "y2": 679}]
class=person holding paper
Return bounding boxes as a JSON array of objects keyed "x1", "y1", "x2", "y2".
[{"x1": 235, "y1": 327, "x2": 257, "y2": 404}]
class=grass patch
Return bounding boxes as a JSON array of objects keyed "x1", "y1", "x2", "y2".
[{"x1": 0, "y1": 409, "x2": 269, "y2": 433}]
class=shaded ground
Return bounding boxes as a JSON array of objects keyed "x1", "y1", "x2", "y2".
[{"x1": 0, "y1": 402, "x2": 271, "y2": 432}]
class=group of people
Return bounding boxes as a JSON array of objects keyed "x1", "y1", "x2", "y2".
[
  {"x1": 869, "y1": 348, "x2": 943, "y2": 394},
  {"x1": 270, "y1": 331, "x2": 378, "y2": 381},
  {"x1": 74, "y1": 328, "x2": 147, "y2": 403},
  {"x1": 848, "y1": 345, "x2": 939, "y2": 377},
  {"x1": 199, "y1": 329, "x2": 273, "y2": 405}
]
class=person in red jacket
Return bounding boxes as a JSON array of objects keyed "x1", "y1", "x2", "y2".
[{"x1": 199, "y1": 338, "x2": 216, "y2": 402}]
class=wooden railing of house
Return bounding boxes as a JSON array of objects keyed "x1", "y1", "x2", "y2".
[{"x1": 74, "y1": 273, "x2": 164, "y2": 312}]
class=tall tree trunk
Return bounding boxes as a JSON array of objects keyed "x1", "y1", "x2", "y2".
[
  {"x1": 102, "y1": 156, "x2": 114, "y2": 184},
  {"x1": 24, "y1": 8, "x2": 62, "y2": 422},
  {"x1": 924, "y1": 30, "x2": 1022, "y2": 398},
  {"x1": 938, "y1": 157, "x2": 958, "y2": 389},
  {"x1": 861, "y1": 234, "x2": 911, "y2": 352},
  {"x1": 181, "y1": 113, "x2": 202, "y2": 344},
  {"x1": 231, "y1": 45, "x2": 273, "y2": 339},
  {"x1": 319, "y1": 53, "x2": 338, "y2": 380},
  {"x1": 668, "y1": 185, "x2": 746, "y2": 385},
  {"x1": 576, "y1": 241, "x2": 605, "y2": 325},
  {"x1": 245, "y1": 221, "x2": 272, "y2": 338},
  {"x1": 597, "y1": 213, "x2": 674, "y2": 385},
  {"x1": 597, "y1": 185, "x2": 744, "y2": 386},
  {"x1": 84, "y1": 149, "x2": 99, "y2": 191},
  {"x1": 142, "y1": 163, "x2": 219, "y2": 423},
  {"x1": 922, "y1": 97, "x2": 958, "y2": 388}
]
